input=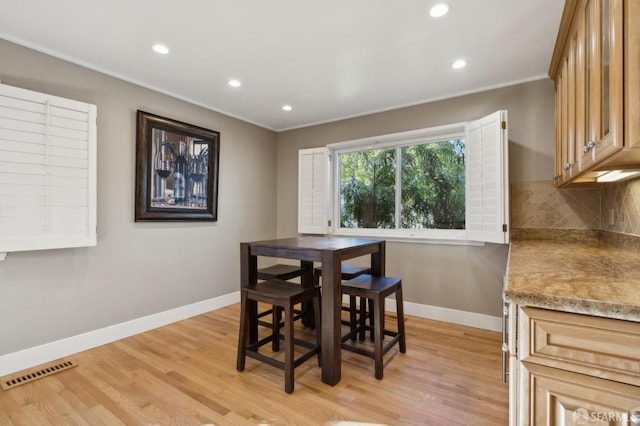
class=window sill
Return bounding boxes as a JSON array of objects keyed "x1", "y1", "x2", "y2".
[{"x1": 329, "y1": 231, "x2": 486, "y2": 246}]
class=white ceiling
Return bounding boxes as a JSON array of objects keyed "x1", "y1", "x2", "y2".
[{"x1": 0, "y1": 0, "x2": 564, "y2": 131}]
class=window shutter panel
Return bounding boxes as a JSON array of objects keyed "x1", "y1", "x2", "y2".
[
  {"x1": 0, "y1": 83, "x2": 97, "y2": 254},
  {"x1": 465, "y1": 110, "x2": 509, "y2": 244},
  {"x1": 298, "y1": 147, "x2": 328, "y2": 234}
]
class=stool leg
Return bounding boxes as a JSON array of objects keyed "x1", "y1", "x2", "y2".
[
  {"x1": 272, "y1": 306, "x2": 281, "y2": 352},
  {"x1": 237, "y1": 291, "x2": 249, "y2": 371},
  {"x1": 349, "y1": 295, "x2": 358, "y2": 341},
  {"x1": 358, "y1": 296, "x2": 368, "y2": 341},
  {"x1": 373, "y1": 294, "x2": 384, "y2": 380},
  {"x1": 396, "y1": 284, "x2": 406, "y2": 353},
  {"x1": 284, "y1": 303, "x2": 295, "y2": 393}
]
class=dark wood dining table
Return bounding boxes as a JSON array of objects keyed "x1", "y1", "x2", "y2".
[{"x1": 240, "y1": 236, "x2": 385, "y2": 385}]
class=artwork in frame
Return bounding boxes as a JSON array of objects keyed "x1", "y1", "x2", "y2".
[{"x1": 135, "y1": 110, "x2": 220, "y2": 221}]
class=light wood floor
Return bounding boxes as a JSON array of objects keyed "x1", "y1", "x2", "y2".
[{"x1": 0, "y1": 303, "x2": 508, "y2": 425}]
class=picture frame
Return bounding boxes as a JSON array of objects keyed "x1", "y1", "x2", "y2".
[{"x1": 135, "y1": 110, "x2": 220, "y2": 221}]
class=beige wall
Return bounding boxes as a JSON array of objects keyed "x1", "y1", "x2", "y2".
[
  {"x1": 276, "y1": 79, "x2": 556, "y2": 317},
  {"x1": 0, "y1": 39, "x2": 277, "y2": 356}
]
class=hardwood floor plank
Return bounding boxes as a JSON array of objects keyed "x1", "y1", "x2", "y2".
[{"x1": 0, "y1": 304, "x2": 508, "y2": 425}]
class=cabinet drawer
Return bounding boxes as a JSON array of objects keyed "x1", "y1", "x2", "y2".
[
  {"x1": 522, "y1": 362, "x2": 640, "y2": 426},
  {"x1": 519, "y1": 307, "x2": 640, "y2": 386}
]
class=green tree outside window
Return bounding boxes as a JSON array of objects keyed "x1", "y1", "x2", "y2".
[{"x1": 339, "y1": 139, "x2": 465, "y2": 230}]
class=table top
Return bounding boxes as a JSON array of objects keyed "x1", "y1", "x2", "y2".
[
  {"x1": 246, "y1": 236, "x2": 383, "y2": 250},
  {"x1": 244, "y1": 236, "x2": 385, "y2": 264}
]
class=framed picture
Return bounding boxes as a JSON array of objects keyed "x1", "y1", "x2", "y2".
[{"x1": 135, "y1": 110, "x2": 220, "y2": 221}]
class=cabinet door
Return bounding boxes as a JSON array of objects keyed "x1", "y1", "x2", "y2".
[
  {"x1": 559, "y1": 56, "x2": 571, "y2": 182},
  {"x1": 626, "y1": 0, "x2": 640, "y2": 150},
  {"x1": 579, "y1": 0, "x2": 623, "y2": 168},
  {"x1": 554, "y1": 12, "x2": 582, "y2": 187},
  {"x1": 522, "y1": 362, "x2": 640, "y2": 426},
  {"x1": 554, "y1": 65, "x2": 565, "y2": 186}
]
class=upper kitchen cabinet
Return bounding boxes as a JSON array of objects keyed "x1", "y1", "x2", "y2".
[{"x1": 550, "y1": 0, "x2": 640, "y2": 187}]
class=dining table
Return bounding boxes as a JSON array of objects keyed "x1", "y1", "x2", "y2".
[{"x1": 240, "y1": 236, "x2": 385, "y2": 385}]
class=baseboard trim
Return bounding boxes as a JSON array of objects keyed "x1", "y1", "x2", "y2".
[
  {"x1": 0, "y1": 291, "x2": 500, "y2": 377},
  {"x1": 0, "y1": 292, "x2": 240, "y2": 377},
  {"x1": 342, "y1": 294, "x2": 502, "y2": 333},
  {"x1": 400, "y1": 300, "x2": 502, "y2": 332}
]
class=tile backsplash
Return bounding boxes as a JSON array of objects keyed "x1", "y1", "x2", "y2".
[
  {"x1": 601, "y1": 178, "x2": 640, "y2": 235},
  {"x1": 511, "y1": 181, "x2": 600, "y2": 230},
  {"x1": 511, "y1": 178, "x2": 640, "y2": 237}
]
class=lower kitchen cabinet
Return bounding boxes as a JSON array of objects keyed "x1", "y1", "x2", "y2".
[{"x1": 508, "y1": 305, "x2": 640, "y2": 425}]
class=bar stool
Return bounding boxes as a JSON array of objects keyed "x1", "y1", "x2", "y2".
[
  {"x1": 237, "y1": 279, "x2": 321, "y2": 393},
  {"x1": 340, "y1": 274, "x2": 406, "y2": 379},
  {"x1": 314, "y1": 264, "x2": 370, "y2": 331},
  {"x1": 257, "y1": 264, "x2": 304, "y2": 351}
]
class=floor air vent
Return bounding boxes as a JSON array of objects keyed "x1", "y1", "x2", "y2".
[{"x1": 1, "y1": 360, "x2": 77, "y2": 390}]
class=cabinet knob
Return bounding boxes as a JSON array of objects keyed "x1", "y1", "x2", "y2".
[
  {"x1": 501, "y1": 343, "x2": 508, "y2": 353},
  {"x1": 563, "y1": 163, "x2": 571, "y2": 170},
  {"x1": 583, "y1": 141, "x2": 596, "y2": 153},
  {"x1": 553, "y1": 174, "x2": 559, "y2": 180}
]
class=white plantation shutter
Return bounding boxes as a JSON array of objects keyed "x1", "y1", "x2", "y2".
[
  {"x1": 465, "y1": 110, "x2": 509, "y2": 244},
  {"x1": 298, "y1": 147, "x2": 328, "y2": 234},
  {"x1": 0, "y1": 83, "x2": 97, "y2": 254}
]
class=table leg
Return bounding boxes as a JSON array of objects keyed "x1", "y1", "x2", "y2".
[
  {"x1": 300, "y1": 260, "x2": 315, "y2": 328},
  {"x1": 371, "y1": 241, "x2": 385, "y2": 276},
  {"x1": 240, "y1": 243, "x2": 258, "y2": 343},
  {"x1": 320, "y1": 251, "x2": 341, "y2": 385}
]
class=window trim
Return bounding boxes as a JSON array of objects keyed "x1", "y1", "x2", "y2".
[{"x1": 298, "y1": 111, "x2": 509, "y2": 245}]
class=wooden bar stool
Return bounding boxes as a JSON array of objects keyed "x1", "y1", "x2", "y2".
[
  {"x1": 315, "y1": 264, "x2": 370, "y2": 338},
  {"x1": 340, "y1": 274, "x2": 406, "y2": 380},
  {"x1": 237, "y1": 279, "x2": 321, "y2": 393},
  {"x1": 257, "y1": 264, "x2": 304, "y2": 351}
]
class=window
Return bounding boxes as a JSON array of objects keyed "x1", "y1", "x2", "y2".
[
  {"x1": 298, "y1": 111, "x2": 509, "y2": 244},
  {"x1": 338, "y1": 138, "x2": 465, "y2": 231}
]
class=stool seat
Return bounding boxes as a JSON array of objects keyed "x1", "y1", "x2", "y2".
[
  {"x1": 340, "y1": 275, "x2": 401, "y2": 295},
  {"x1": 314, "y1": 264, "x2": 370, "y2": 280},
  {"x1": 237, "y1": 279, "x2": 321, "y2": 393},
  {"x1": 340, "y1": 274, "x2": 406, "y2": 380},
  {"x1": 257, "y1": 264, "x2": 303, "y2": 281}
]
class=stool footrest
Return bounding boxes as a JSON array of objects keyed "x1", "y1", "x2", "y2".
[
  {"x1": 342, "y1": 333, "x2": 400, "y2": 356},
  {"x1": 341, "y1": 326, "x2": 398, "y2": 345},
  {"x1": 246, "y1": 338, "x2": 320, "y2": 371},
  {"x1": 257, "y1": 308, "x2": 303, "y2": 329}
]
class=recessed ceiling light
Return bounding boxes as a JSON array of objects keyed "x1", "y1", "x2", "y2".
[
  {"x1": 228, "y1": 79, "x2": 241, "y2": 88},
  {"x1": 452, "y1": 59, "x2": 467, "y2": 69},
  {"x1": 282, "y1": 105, "x2": 292, "y2": 112},
  {"x1": 430, "y1": 4, "x2": 450, "y2": 18},
  {"x1": 152, "y1": 43, "x2": 169, "y2": 55}
]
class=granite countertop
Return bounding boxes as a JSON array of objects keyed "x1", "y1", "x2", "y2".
[{"x1": 503, "y1": 234, "x2": 640, "y2": 322}]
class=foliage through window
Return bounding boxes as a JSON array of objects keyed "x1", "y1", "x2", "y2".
[{"x1": 338, "y1": 138, "x2": 465, "y2": 231}]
